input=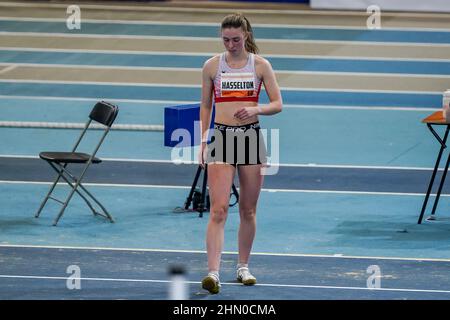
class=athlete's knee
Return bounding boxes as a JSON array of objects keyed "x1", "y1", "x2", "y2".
[
  {"x1": 239, "y1": 206, "x2": 256, "y2": 221},
  {"x1": 210, "y1": 204, "x2": 228, "y2": 224}
]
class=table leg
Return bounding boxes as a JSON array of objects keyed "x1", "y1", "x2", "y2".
[
  {"x1": 418, "y1": 125, "x2": 450, "y2": 224},
  {"x1": 429, "y1": 146, "x2": 450, "y2": 220}
]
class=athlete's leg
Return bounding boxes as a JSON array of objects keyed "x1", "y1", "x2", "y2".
[
  {"x1": 236, "y1": 164, "x2": 264, "y2": 265},
  {"x1": 206, "y1": 163, "x2": 236, "y2": 272}
]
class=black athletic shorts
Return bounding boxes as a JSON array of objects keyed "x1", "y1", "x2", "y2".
[{"x1": 205, "y1": 121, "x2": 267, "y2": 166}]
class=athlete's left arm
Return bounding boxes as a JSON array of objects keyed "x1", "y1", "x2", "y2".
[
  {"x1": 233, "y1": 58, "x2": 282, "y2": 120},
  {"x1": 256, "y1": 58, "x2": 283, "y2": 115}
]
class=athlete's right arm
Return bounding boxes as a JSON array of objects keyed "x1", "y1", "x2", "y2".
[
  {"x1": 199, "y1": 58, "x2": 215, "y2": 165},
  {"x1": 200, "y1": 58, "x2": 216, "y2": 140}
]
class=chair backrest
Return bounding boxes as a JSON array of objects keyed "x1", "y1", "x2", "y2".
[{"x1": 89, "y1": 101, "x2": 119, "y2": 127}]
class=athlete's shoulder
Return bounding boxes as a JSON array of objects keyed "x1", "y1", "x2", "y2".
[
  {"x1": 253, "y1": 54, "x2": 272, "y2": 68},
  {"x1": 254, "y1": 54, "x2": 274, "y2": 76},
  {"x1": 203, "y1": 54, "x2": 221, "y2": 69}
]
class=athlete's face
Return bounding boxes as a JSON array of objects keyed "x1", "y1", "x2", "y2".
[{"x1": 221, "y1": 27, "x2": 247, "y2": 53}]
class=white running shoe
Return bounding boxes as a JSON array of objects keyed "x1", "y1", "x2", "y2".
[
  {"x1": 202, "y1": 272, "x2": 221, "y2": 294},
  {"x1": 236, "y1": 267, "x2": 257, "y2": 285}
]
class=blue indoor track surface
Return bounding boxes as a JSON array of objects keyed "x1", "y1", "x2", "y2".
[
  {"x1": 0, "y1": 82, "x2": 443, "y2": 108},
  {"x1": 2, "y1": 2, "x2": 450, "y2": 301},
  {"x1": 2, "y1": 50, "x2": 450, "y2": 75},
  {"x1": 2, "y1": 245, "x2": 450, "y2": 300}
]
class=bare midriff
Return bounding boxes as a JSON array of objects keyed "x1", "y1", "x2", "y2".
[{"x1": 214, "y1": 101, "x2": 259, "y2": 126}]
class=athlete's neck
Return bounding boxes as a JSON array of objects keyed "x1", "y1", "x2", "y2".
[{"x1": 225, "y1": 51, "x2": 249, "y2": 67}]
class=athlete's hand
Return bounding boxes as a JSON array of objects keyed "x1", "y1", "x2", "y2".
[
  {"x1": 198, "y1": 142, "x2": 207, "y2": 168},
  {"x1": 233, "y1": 107, "x2": 260, "y2": 121}
]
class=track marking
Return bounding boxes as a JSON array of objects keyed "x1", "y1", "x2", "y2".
[
  {"x1": 1, "y1": 1, "x2": 450, "y2": 18},
  {"x1": 0, "y1": 47, "x2": 449, "y2": 62},
  {"x1": 0, "y1": 64, "x2": 16, "y2": 74},
  {"x1": 0, "y1": 95, "x2": 439, "y2": 111},
  {"x1": 1, "y1": 244, "x2": 450, "y2": 262},
  {"x1": 0, "y1": 155, "x2": 441, "y2": 171},
  {"x1": 0, "y1": 79, "x2": 442, "y2": 94},
  {"x1": 1, "y1": 32, "x2": 450, "y2": 47},
  {"x1": 0, "y1": 180, "x2": 448, "y2": 197},
  {"x1": 1, "y1": 63, "x2": 449, "y2": 79},
  {"x1": 0, "y1": 274, "x2": 450, "y2": 294},
  {"x1": 2, "y1": 17, "x2": 450, "y2": 32}
]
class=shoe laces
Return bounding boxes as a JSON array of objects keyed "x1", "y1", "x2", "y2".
[
  {"x1": 237, "y1": 267, "x2": 255, "y2": 280},
  {"x1": 208, "y1": 272, "x2": 221, "y2": 285}
]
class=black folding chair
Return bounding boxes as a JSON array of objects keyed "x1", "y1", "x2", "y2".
[{"x1": 35, "y1": 101, "x2": 119, "y2": 226}]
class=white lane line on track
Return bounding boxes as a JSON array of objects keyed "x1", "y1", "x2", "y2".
[
  {"x1": 0, "y1": 95, "x2": 440, "y2": 111},
  {"x1": 1, "y1": 274, "x2": 450, "y2": 294},
  {"x1": 1, "y1": 243, "x2": 450, "y2": 262}
]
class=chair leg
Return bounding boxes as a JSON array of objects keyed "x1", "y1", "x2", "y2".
[
  {"x1": 39, "y1": 160, "x2": 114, "y2": 226},
  {"x1": 77, "y1": 183, "x2": 114, "y2": 223},
  {"x1": 53, "y1": 186, "x2": 78, "y2": 226},
  {"x1": 52, "y1": 163, "x2": 99, "y2": 216},
  {"x1": 35, "y1": 165, "x2": 65, "y2": 218},
  {"x1": 52, "y1": 164, "x2": 114, "y2": 225}
]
